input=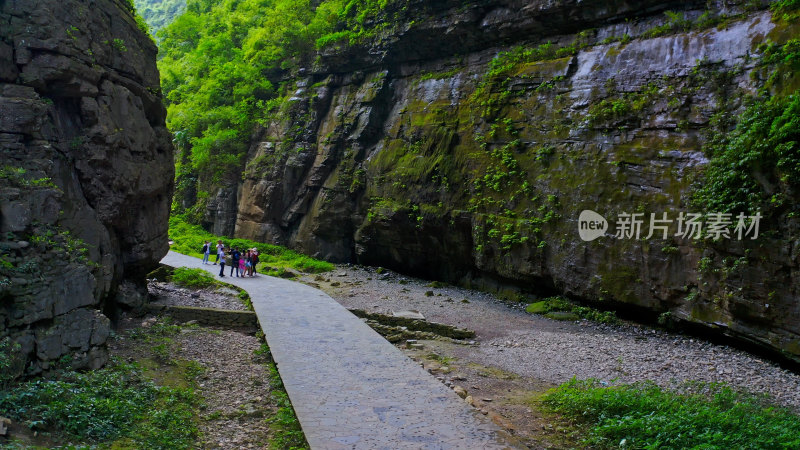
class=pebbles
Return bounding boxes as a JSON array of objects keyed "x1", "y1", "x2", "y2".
[
  {"x1": 148, "y1": 281, "x2": 247, "y2": 311},
  {"x1": 176, "y1": 330, "x2": 273, "y2": 448},
  {"x1": 307, "y1": 265, "x2": 800, "y2": 411}
]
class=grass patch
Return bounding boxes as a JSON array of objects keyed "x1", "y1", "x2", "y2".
[
  {"x1": 426, "y1": 353, "x2": 455, "y2": 366},
  {"x1": 254, "y1": 343, "x2": 308, "y2": 450},
  {"x1": 238, "y1": 289, "x2": 253, "y2": 309},
  {"x1": 526, "y1": 296, "x2": 619, "y2": 324},
  {"x1": 0, "y1": 359, "x2": 199, "y2": 448},
  {"x1": 544, "y1": 378, "x2": 800, "y2": 449},
  {"x1": 169, "y1": 215, "x2": 334, "y2": 274},
  {"x1": 127, "y1": 316, "x2": 191, "y2": 365},
  {"x1": 128, "y1": 316, "x2": 184, "y2": 342},
  {"x1": 264, "y1": 267, "x2": 298, "y2": 279},
  {"x1": 163, "y1": 266, "x2": 254, "y2": 311},
  {"x1": 170, "y1": 267, "x2": 218, "y2": 289}
]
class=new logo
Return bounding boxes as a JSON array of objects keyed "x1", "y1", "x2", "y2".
[{"x1": 578, "y1": 210, "x2": 608, "y2": 242}]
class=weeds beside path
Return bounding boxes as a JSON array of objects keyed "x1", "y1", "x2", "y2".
[{"x1": 0, "y1": 282, "x2": 307, "y2": 449}]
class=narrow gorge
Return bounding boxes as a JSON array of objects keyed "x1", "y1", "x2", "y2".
[
  {"x1": 178, "y1": 1, "x2": 800, "y2": 362},
  {"x1": 1, "y1": 0, "x2": 799, "y2": 447}
]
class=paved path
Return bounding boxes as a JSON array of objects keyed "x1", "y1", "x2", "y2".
[{"x1": 160, "y1": 251, "x2": 516, "y2": 449}]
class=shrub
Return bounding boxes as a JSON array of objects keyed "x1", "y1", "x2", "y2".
[{"x1": 0, "y1": 337, "x2": 24, "y2": 390}]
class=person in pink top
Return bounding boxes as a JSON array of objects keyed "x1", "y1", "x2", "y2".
[{"x1": 238, "y1": 253, "x2": 246, "y2": 274}]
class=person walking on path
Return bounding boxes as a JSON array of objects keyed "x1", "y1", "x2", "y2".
[
  {"x1": 202, "y1": 241, "x2": 211, "y2": 264},
  {"x1": 230, "y1": 248, "x2": 241, "y2": 277},
  {"x1": 251, "y1": 248, "x2": 259, "y2": 276},
  {"x1": 218, "y1": 246, "x2": 226, "y2": 277},
  {"x1": 214, "y1": 240, "x2": 223, "y2": 265},
  {"x1": 238, "y1": 251, "x2": 246, "y2": 276},
  {"x1": 243, "y1": 250, "x2": 252, "y2": 277}
]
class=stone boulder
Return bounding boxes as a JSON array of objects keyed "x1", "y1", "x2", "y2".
[{"x1": 0, "y1": 0, "x2": 173, "y2": 373}]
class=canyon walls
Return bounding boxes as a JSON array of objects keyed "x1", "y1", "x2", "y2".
[
  {"x1": 199, "y1": 1, "x2": 797, "y2": 361},
  {"x1": 0, "y1": 0, "x2": 173, "y2": 372}
]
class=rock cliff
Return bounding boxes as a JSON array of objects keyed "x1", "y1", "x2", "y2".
[
  {"x1": 0, "y1": 0, "x2": 173, "y2": 372},
  {"x1": 198, "y1": 1, "x2": 799, "y2": 361}
]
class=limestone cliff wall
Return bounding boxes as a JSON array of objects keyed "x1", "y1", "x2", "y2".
[
  {"x1": 0, "y1": 0, "x2": 173, "y2": 372},
  {"x1": 215, "y1": 1, "x2": 797, "y2": 360}
]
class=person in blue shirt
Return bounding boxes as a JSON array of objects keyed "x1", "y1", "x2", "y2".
[
  {"x1": 218, "y1": 246, "x2": 226, "y2": 277},
  {"x1": 230, "y1": 248, "x2": 241, "y2": 277}
]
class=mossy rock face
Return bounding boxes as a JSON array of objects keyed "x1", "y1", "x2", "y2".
[
  {"x1": 230, "y1": 5, "x2": 800, "y2": 363},
  {"x1": 544, "y1": 311, "x2": 580, "y2": 321},
  {"x1": 525, "y1": 301, "x2": 548, "y2": 314},
  {"x1": 1, "y1": 0, "x2": 174, "y2": 373}
]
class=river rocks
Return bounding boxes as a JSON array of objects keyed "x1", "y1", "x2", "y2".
[
  {"x1": 0, "y1": 0, "x2": 173, "y2": 373},
  {"x1": 393, "y1": 310, "x2": 426, "y2": 320},
  {"x1": 453, "y1": 385, "x2": 468, "y2": 399}
]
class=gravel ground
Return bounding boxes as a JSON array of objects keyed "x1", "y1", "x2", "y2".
[
  {"x1": 149, "y1": 281, "x2": 247, "y2": 310},
  {"x1": 302, "y1": 265, "x2": 800, "y2": 411},
  {"x1": 115, "y1": 281, "x2": 277, "y2": 450},
  {"x1": 176, "y1": 328, "x2": 273, "y2": 449}
]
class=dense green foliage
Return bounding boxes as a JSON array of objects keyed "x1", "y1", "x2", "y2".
[
  {"x1": 544, "y1": 378, "x2": 800, "y2": 449},
  {"x1": 134, "y1": 0, "x2": 186, "y2": 33},
  {"x1": 0, "y1": 360, "x2": 198, "y2": 447},
  {"x1": 169, "y1": 214, "x2": 334, "y2": 273},
  {"x1": 121, "y1": 0, "x2": 153, "y2": 37},
  {"x1": 158, "y1": 0, "x2": 396, "y2": 201},
  {"x1": 695, "y1": 93, "x2": 800, "y2": 215},
  {"x1": 772, "y1": 0, "x2": 800, "y2": 20},
  {"x1": 694, "y1": 37, "x2": 800, "y2": 217},
  {"x1": 0, "y1": 337, "x2": 24, "y2": 390}
]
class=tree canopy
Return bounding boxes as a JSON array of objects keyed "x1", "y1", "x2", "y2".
[
  {"x1": 134, "y1": 0, "x2": 187, "y2": 33},
  {"x1": 157, "y1": 0, "x2": 395, "y2": 204}
]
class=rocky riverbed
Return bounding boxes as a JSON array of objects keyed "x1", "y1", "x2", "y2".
[{"x1": 301, "y1": 265, "x2": 800, "y2": 412}]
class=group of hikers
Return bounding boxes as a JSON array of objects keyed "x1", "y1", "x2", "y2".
[{"x1": 201, "y1": 240, "x2": 260, "y2": 278}]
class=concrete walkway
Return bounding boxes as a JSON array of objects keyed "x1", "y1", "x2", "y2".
[{"x1": 160, "y1": 251, "x2": 515, "y2": 449}]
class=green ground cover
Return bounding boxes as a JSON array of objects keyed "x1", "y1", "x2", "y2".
[
  {"x1": 544, "y1": 378, "x2": 800, "y2": 449},
  {"x1": 168, "y1": 215, "x2": 334, "y2": 274}
]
